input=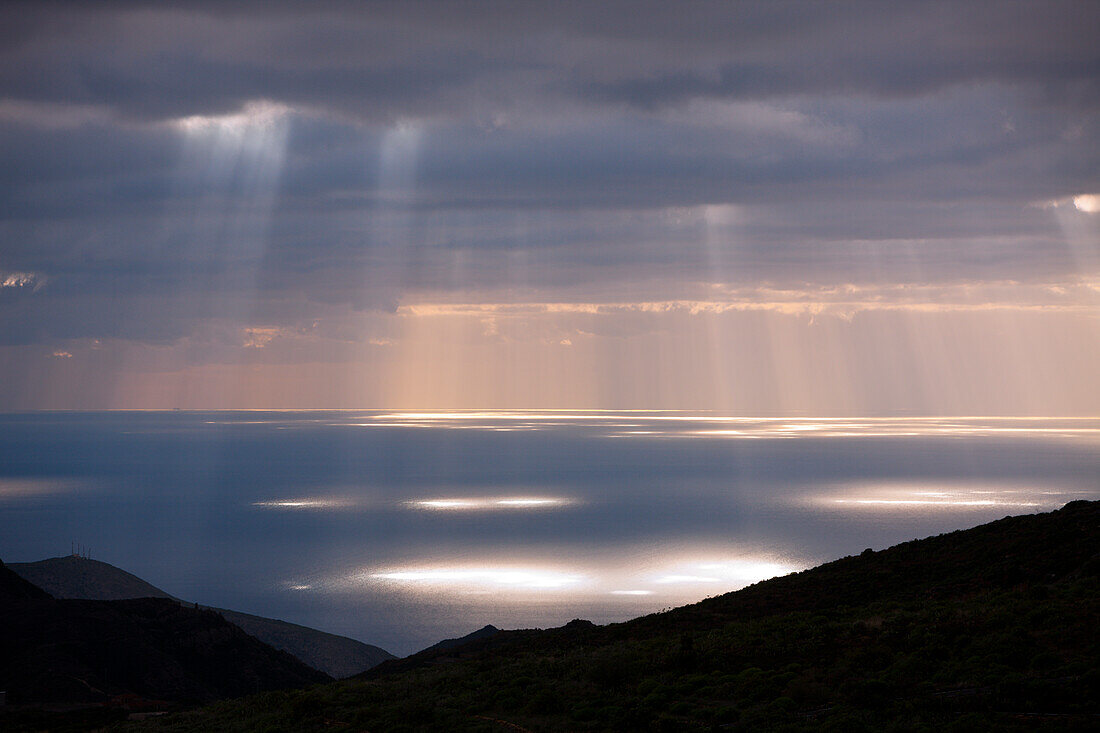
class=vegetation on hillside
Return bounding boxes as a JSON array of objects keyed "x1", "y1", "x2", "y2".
[{"x1": 115, "y1": 501, "x2": 1099, "y2": 731}]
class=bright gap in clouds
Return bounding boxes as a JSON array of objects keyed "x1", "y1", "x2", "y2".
[
  {"x1": 170, "y1": 100, "x2": 290, "y2": 354},
  {"x1": 172, "y1": 101, "x2": 291, "y2": 135},
  {"x1": 1073, "y1": 194, "x2": 1100, "y2": 213}
]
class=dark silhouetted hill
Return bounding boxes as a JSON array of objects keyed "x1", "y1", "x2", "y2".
[
  {"x1": 214, "y1": 608, "x2": 394, "y2": 680},
  {"x1": 127, "y1": 501, "x2": 1099, "y2": 731},
  {"x1": 8, "y1": 556, "x2": 394, "y2": 678},
  {"x1": 0, "y1": 561, "x2": 329, "y2": 708},
  {"x1": 11, "y1": 554, "x2": 174, "y2": 601},
  {"x1": 0, "y1": 559, "x2": 52, "y2": 601},
  {"x1": 420, "y1": 624, "x2": 501, "y2": 654}
]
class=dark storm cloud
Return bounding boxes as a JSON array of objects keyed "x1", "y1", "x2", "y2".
[
  {"x1": 2, "y1": 1, "x2": 1098, "y2": 121},
  {"x1": 0, "y1": 0, "x2": 1098, "y2": 348},
  {"x1": 5, "y1": 90, "x2": 1093, "y2": 216}
]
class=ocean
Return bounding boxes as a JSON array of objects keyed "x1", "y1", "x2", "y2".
[{"x1": 1, "y1": 411, "x2": 1097, "y2": 656}]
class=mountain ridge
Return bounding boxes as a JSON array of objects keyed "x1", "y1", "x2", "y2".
[
  {"x1": 0, "y1": 560, "x2": 330, "y2": 709},
  {"x1": 8, "y1": 556, "x2": 394, "y2": 679},
  {"x1": 136, "y1": 501, "x2": 1098, "y2": 731},
  {"x1": 419, "y1": 624, "x2": 501, "y2": 654}
]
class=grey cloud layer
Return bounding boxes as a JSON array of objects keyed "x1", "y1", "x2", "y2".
[
  {"x1": 0, "y1": 0, "x2": 1098, "y2": 347},
  {"x1": 4, "y1": 1, "x2": 1098, "y2": 119}
]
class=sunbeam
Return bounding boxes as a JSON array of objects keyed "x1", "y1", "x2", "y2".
[{"x1": 2, "y1": 1, "x2": 1099, "y2": 689}]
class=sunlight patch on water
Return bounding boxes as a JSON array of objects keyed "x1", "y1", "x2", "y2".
[
  {"x1": 652, "y1": 560, "x2": 796, "y2": 587},
  {"x1": 367, "y1": 567, "x2": 586, "y2": 590},
  {"x1": 808, "y1": 483, "x2": 1084, "y2": 512},
  {"x1": 250, "y1": 493, "x2": 576, "y2": 513},
  {"x1": 407, "y1": 496, "x2": 575, "y2": 511},
  {"x1": 838, "y1": 498, "x2": 1029, "y2": 507},
  {"x1": 0, "y1": 478, "x2": 86, "y2": 500},
  {"x1": 251, "y1": 497, "x2": 357, "y2": 510},
  {"x1": 655, "y1": 574, "x2": 721, "y2": 584},
  {"x1": 336, "y1": 413, "x2": 1100, "y2": 442},
  {"x1": 318, "y1": 548, "x2": 802, "y2": 599},
  {"x1": 612, "y1": 418, "x2": 1100, "y2": 440}
]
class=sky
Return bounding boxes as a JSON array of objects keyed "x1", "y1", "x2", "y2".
[{"x1": 0, "y1": 0, "x2": 1097, "y2": 413}]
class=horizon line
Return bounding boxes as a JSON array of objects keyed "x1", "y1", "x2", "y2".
[{"x1": 3, "y1": 409, "x2": 1100, "y2": 420}]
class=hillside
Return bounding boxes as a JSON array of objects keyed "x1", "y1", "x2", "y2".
[
  {"x1": 214, "y1": 608, "x2": 394, "y2": 680},
  {"x1": 9, "y1": 556, "x2": 394, "y2": 679},
  {"x1": 11, "y1": 555, "x2": 174, "y2": 601},
  {"x1": 417, "y1": 624, "x2": 501, "y2": 655},
  {"x1": 122, "y1": 501, "x2": 1100, "y2": 731},
  {"x1": 0, "y1": 559, "x2": 52, "y2": 600},
  {"x1": 0, "y1": 561, "x2": 329, "y2": 710}
]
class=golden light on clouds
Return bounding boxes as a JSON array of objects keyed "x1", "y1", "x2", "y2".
[
  {"x1": 1073, "y1": 194, "x2": 1100, "y2": 213},
  {"x1": 396, "y1": 279, "x2": 1100, "y2": 319},
  {"x1": 15, "y1": 274, "x2": 1098, "y2": 413}
]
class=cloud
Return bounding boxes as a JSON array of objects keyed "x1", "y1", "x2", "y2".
[
  {"x1": 0, "y1": 1, "x2": 1097, "y2": 411},
  {"x1": 2, "y1": 271, "x2": 40, "y2": 288},
  {"x1": 2, "y1": 2, "x2": 1098, "y2": 123},
  {"x1": 398, "y1": 280, "x2": 1100, "y2": 323},
  {"x1": 1074, "y1": 194, "x2": 1100, "y2": 213},
  {"x1": 241, "y1": 326, "x2": 282, "y2": 349}
]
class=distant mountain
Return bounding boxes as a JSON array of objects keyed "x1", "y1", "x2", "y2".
[
  {"x1": 213, "y1": 608, "x2": 394, "y2": 680},
  {"x1": 0, "y1": 561, "x2": 328, "y2": 707},
  {"x1": 11, "y1": 554, "x2": 175, "y2": 601},
  {"x1": 9, "y1": 556, "x2": 394, "y2": 678}
]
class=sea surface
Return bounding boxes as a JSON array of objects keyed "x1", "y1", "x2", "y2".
[{"x1": 1, "y1": 411, "x2": 1097, "y2": 656}]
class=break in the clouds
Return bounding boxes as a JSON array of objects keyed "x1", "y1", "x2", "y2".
[{"x1": 0, "y1": 1, "x2": 1097, "y2": 411}]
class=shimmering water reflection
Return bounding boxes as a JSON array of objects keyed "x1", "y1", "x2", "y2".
[
  {"x1": 408, "y1": 497, "x2": 575, "y2": 511},
  {"x1": 249, "y1": 495, "x2": 576, "y2": 512},
  {"x1": 368, "y1": 568, "x2": 586, "y2": 590},
  {"x1": 0, "y1": 411, "x2": 1096, "y2": 655},
  {"x1": 808, "y1": 483, "x2": 1086, "y2": 512},
  {"x1": 327, "y1": 554, "x2": 799, "y2": 601},
  {"x1": 252, "y1": 497, "x2": 357, "y2": 510}
]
